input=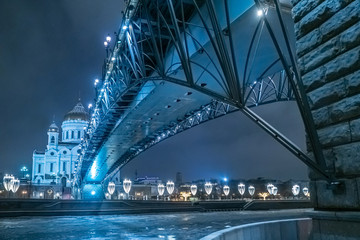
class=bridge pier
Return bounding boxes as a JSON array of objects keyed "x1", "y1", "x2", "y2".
[
  {"x1": 81, "y1": 184, "x2": 104, "y2": 200},
  {"x1": 293, "y1": 0, "x2": 360, "y2": 210}
]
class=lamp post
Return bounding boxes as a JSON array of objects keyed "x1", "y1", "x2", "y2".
[
  {"x1": 223, "y1": 185, "x2": 230, "y2": 199},
  {"x1": 104, "y1": 34, "x2": 111, "y2": 58},
  {"x1": 157, "y1": 183, "x2": 165, "y2": 200},
  {"x1": 292, "y1": 184, "x2": 300, "y2": 198},
  {"x1": 3, "y1": 174, "x2": 14, "y2": 198},
  {"x1": 107, "y1": 181, "x2": 116, "y2": 199},
  {"x1": 238, "y1": 183, "x2": 245, "y2": 199},
  {"x1": 123, "y1": 179, "x2": 132, "y2": 200},
  {"x1": 204, "y1": 182, "x2": 212, "y2": 200},
  {"x1": 190, "y1": 184, "x2": 197, "y2": 196},
  {"x1": 166, "y1": 181, "x2": 175, "y2": 201},
  {"x1": 248, "y1": 185, "x2": 255, "y2": 199}
]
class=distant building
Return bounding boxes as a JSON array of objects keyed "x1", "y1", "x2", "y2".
[{"x1": 31, "y1": 101, "x2": 89, "y2": 191}]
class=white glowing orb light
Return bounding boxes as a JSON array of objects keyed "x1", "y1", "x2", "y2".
[
  {"x1": 257, "y1": 9, "x2": 263, "y2": 17},
  {"x1": 238, "y1": 183, "x2": 245, "y2": 196},
  {"x1": 158, "y1": 184, "x2": 165, "y2": 196},
  {"x1": 204, "y1": 182, "x2": 212, "y2": 195},
  {"x1": 123, "y1": 179, "x2": 132, "y2": 194},
  {"x1": 166, "y1": 181, "x2": 175, "y2": 195},
  {"x1": 272, "y1": 186, "x2": 278, "y2": 195},
  {"x1": 292, "y1": 184, "x2": 300, "y2": 196},
  {"x1": 223, "y1": 185, "x2": 230, "y2": 196},
  {"x1": 248, "y1": 185, "x2": 255, "y2": 196},
  {"x1": 3, "y1": 174, "x2": 14, "y2": 191},
  {"x1": 190, "y1": 185, "x2": 197, "y2": 196},
  {"x1": 303, "y1": 187, "x2": 309, "y2": 196},
  {"x1": 267, "y1": 184, "x2": 274, "y2": 195},
  {"x1": 107, "y1": 181, "x2": 116, "y2": 195},
  {"x1": 10, "y1": 178, "x2": 20, "y2": 193}
]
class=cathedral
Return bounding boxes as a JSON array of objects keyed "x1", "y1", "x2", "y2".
[{"x1": 32, "y1": 101, "x2": 89, "y2": 189}]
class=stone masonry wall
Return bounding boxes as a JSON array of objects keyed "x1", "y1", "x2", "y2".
[{"x1": 292, "y1": 0, "x2": 360, "y2": 209}]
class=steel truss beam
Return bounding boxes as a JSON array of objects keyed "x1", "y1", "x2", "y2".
[{"x1": 75, "y1": 0, "x2": 333, "y2": 185}]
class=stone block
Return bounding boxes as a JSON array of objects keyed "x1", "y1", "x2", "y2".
[
  {"x1": 329, "y1": 94, "x2": 360, "y2": 124},
  {"x1": 295, "y1": 0, "x2": 352, "y2": 39},
  {"x1": 296, "y1": 0, "x2": 360, "y2": 57},
  {"x1": 292, "y1": 0, "x2": 324, "y2": 23},
  {"x1": 312, "y1": 106, "x2": 330, "y2": 128},
  {"x1": 350, "y1": 119, "x2": 360, "y2": 141},
  {"x1": 314, "y1": 179, "x2": 360, "y2": 209},
  {"x1": 302, "y1": 66, "x2": 326, "y2": 92},
  {"x1": 346, "y1": 69, "x2": 360, "y2": 95},
  {"x1": 317, "y1": 122, "x2": 351, "y2": 148},
  {"x1": 307, "y1": 78, "x2": 346, "y2": 110},
  {"x1": 334, "y1": 142, "x2": 360, "y2": 176}
]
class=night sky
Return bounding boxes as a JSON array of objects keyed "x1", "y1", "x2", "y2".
[{"x1": 0, "y1": 1, "x2": 308, "y2": 181}]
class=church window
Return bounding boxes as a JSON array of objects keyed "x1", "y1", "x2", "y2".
[
  {"x1": 50, "y1": 136, "x2": 55, "y2": 144},
  {"x1": 77, "y1": 130, "x2": 81, "y2": 139},
  {"x1": 71, "y1": 131, "x2": 74, "y2": 139},
  {"x1": 63, "y1": 162, "x2": 66, "y2": 172},
  {"x1": 38, "y1": 164, "x2": 41, "y2": 173},
  {"x1": 66, "y1": 131, "x2": 69, "y2": 139},
  {"x1": 50, "y1": 163, "x2": 54, "y2": 172}
]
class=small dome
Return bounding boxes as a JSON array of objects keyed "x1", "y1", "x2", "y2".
[
  {"x1": 64, "y1": 101, "x2": 89, "y2": 121},
  {"x1": 48, "y1": 122, "x2": 59, "y2": 132}
]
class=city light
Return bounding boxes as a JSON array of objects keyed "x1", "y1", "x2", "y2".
[
  {"x1": 238, "y1": 183, "x2": 245, "y2": 196},
  {"x1": 157, "y1": 183, "x2": 165, "y2": 196},
  {"x1": 104, "y1": 41, "x2": 108, "y2": 47},
  {"x1": 267, "y1": 184, "x2": 274, "y2": 195},
  {"x1": 223, "y1": 177, "x2": 228, "y2": 182},
  {"x1": 91, "y1": 191, "x2": 96, "y2": 195},
  {"x1": 166, "y1": 181, "x2": 175, "y2": 195},
  {"x1": 190, "y1": 185, "x2": 197, "y2": 196},
  {"x1": 106, "y1": 35, "x2": 111, "y2": 42},
  {"x1": 223, "y1": 185, "x2": 230, "y2": 196},
  {"x1": 257, "y1": 9, "x2": 263, "y2": 17},
  {"x1": 3, "y1": 174, "x2": 14, "y2": 191},
  {"x1": 122, "y1": 25, "x2": 128, "y2": 30},
  {"x1": 248, "y1": 185, "x2": 255, "y2": 196},
  {"x1": 88, "y1": 104, "x2": 93, "y2": 109},
  {"x1": 272, "y1": 186, "x2": 278, "y2": 195},
  {"x1": 258, "y1": 192, "x2": 269, "y2": 200},
  {"x1": 94, "y1": 79, "x2": 99, "y2": 86},
  {"x1": 123, "y1": 179, "x2": 132, "y2": 194},
  {"x1": 292, "y1": 184, "x2": 300, "y2": 196},
  {"x1": 303, "y1": 187, "x2": 309, "y2": 196},
  {"x1": 204, "y1": 182, "x2": 212, "y2": 195},
  {"x1": 108, "y1": 181, "x2": 116, "y2": 195}
]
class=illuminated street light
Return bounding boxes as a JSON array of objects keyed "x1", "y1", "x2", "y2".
[
  {"x1": 122, "y1": 25, "x2": 128, "y2": 30},
  {"x1": 94, "y1": 79, "x2": 99, "y2": 86},
  {"x1": 292, "y1": 184, "x2": 300, "y2": 196},
  {"x1": 108, "y1": 181, "x2": 116, "y2": 195},
  {"x1": 272, "y1": 186, "x2": 278, "y2": 195},
  {"x1": 106, "y1": 35, "x2": 111, "y2": 43},
  {"x1": 248, "y1": 185, "x2": 255, "y2": 196},
  {"x1": 166, "y1": 181, "x2": 175, "y2": 195},
  {"x1": 204, "y1": 182, "x2": 212, "y2": 195},
  {"x1": 123, "y1": 179, "x2": 132, "y2": 194},
  {"x1": 303, "y1": 187, "x2": 309, "y2": 196},
  {"x1": 88, "y1": 104, "x2": 93, "y2": 109},
  {"x1": 158, "y1": 183, "x2": 165, "y2": 196},
  {"x1": 257, "y1": 9, "x2": 263, "y2": 17},
  {"x1": 267, "y1": 184, "x2": 274, "y2": 195},
  {"x1": 238, "y1": 183, "x2": 245, "y2": 196},
  {"x1": 3, "y1": 174, "x2": 14, "y2": 191},
  {"x1": 11, "y1": 178, "x2": 20, "y2": 193},
  {"x1": 190, "y1": 184, "x2": 197, "y2": 196},
  {"x1": 104, "y1": 41, "x2": 109, "y2": 47},
  {"x1": 223, "y1": 185, "x2": 230, "y2": 196}
]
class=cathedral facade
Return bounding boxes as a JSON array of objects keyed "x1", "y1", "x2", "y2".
[{"x1": 32, "y1": 101, "x2": 89, "y2": 188}]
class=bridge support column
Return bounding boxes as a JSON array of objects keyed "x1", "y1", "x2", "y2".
[
  {"x1": 292, "y1": 0, "x2": 360, "y2": 210},
  {"x1": 81, "y1": 183, "x2": 104, "y2": 200}
]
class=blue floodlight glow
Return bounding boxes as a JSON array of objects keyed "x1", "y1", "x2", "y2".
[
  {"x1": 223, "y1": 177, "x2": 228, "y2": 182},
  {"x1": 122, "y1": 25, "x2": 128, "y2": 30},
  {"x1": 91, "y1": 190, "x2": 96, "y2": 195}
]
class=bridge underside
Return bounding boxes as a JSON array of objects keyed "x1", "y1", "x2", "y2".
[{"x1": 77, "y1": 0, "x2": 329, "y2": 187}]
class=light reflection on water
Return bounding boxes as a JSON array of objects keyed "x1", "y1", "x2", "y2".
[{"x1": 2, "y1": 209, "x2": 357, "y2": 240}]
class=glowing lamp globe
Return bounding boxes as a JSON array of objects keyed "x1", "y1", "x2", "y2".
[
  {"x1": 267, "y1": 184, "x2": 274, "y2": 195},
  {"x1": 3, "y1": 174, "x2": 14, "y2": 191},
  {"x1": 238, "y1": 183, "x2": 245, "y2": 196},
  {"x1": 204, "y1": 182, "x2": 212, "y2": 195},
  {"x1": 303, "y1": 187, "x2": 309, "y2": 196},
  {"x1": 248, "y1": 185, "x2": 255, "y2": 196},
  {"x1": 223, "y1": 185, "x2": 230, "y2": 196},
  {"x1": 190, "y1": 185, "x2": 197, "y2": 196},
  {"x1": 166, "y1": 181, "x2": 175, "y2": 195},
  {"x1": 272, "y1": 186, "x2": 278, "y2": 195},
  {"x1": 107, "y1": 181, "x2": 116, "y2": 195},
  {"x1": 11, "y1": 178, "x2": 20, "y2": 193},
  {"x1": 158, "y1": 184, "x2": 165, "y2": 196},
  {"x1": 123, "y1": 179, "x2": 132, "y2": 194},
  {"x1": 292, "y1": 184, "x2": 300, "y2": 196}
]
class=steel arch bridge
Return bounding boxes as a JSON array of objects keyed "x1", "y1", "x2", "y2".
[{"x1": 74, "y1": 0, "x2": 333, "y2": 198}]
